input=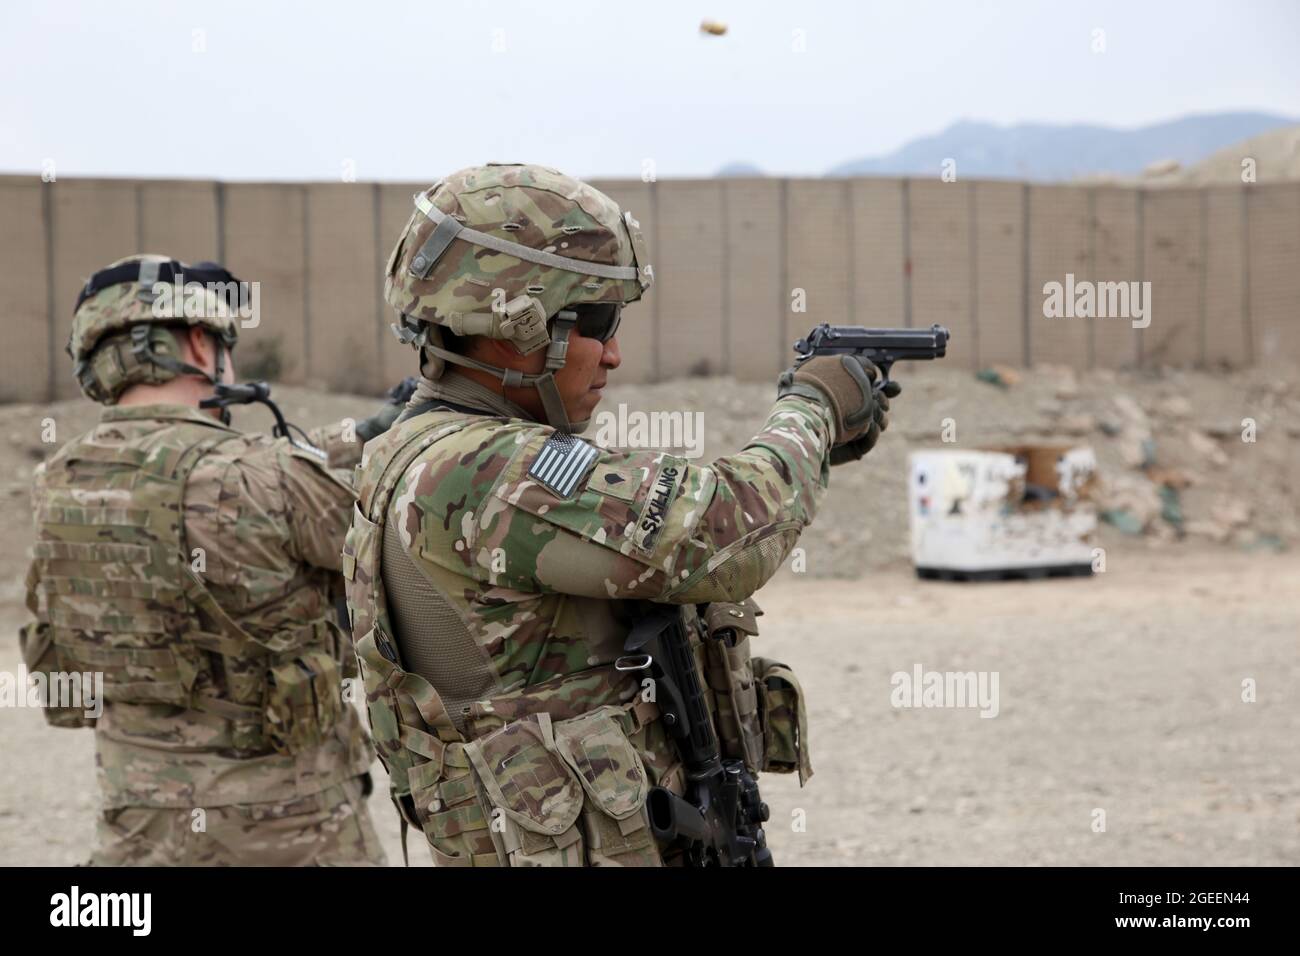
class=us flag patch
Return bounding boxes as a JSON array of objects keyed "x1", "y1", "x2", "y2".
[{"x1": 527, "y1": 432, "x2": 600, "y2": 498}]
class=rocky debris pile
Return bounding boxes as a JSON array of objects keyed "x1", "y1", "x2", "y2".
[
  {"x1": 969, "y1": 363, "x2": 1297, "y2": 551},
  {"x1": 1097, "y1": 378, "x2": 1288, "y2": 549}
]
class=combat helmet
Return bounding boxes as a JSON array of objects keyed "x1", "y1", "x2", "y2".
[
  {"x1": 68, "y1": 253, "x2": 245, "y2": 405},
  {"x1": 385, "y1": 163, "x2": 653, "y2": 432}
]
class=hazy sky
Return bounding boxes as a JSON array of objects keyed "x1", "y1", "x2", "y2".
[{"x1": 2, "y1": 0, "x2": 1297, "y2": 181}]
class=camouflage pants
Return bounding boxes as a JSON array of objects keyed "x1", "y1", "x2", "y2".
[{"x1": 88, "y1": 775, "x2": 386, "y2": 866}]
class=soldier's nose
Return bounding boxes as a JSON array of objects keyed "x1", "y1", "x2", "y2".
[{"x1": 602, "y1": 335, "x2": 621, "y2": 370}]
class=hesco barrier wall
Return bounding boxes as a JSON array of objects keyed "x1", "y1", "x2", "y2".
[{"x1": 0, "y1": 175, "x2": 1296, "y2": 401}]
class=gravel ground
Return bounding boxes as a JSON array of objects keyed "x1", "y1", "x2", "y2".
[{"x1": 2, "y1": 548, "x2": 1295, "y2": 866}]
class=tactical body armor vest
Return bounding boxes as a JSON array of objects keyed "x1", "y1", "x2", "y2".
[
  {"x1": 343, "y1": 411, "x2": 812, "y2": 866},
  {"x1": 28, "y1": 416, "x2": 345, "y2": 755}
]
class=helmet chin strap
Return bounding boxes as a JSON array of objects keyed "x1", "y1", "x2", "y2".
[
  {"x1": 130, "y1": 325, "x2": 235, "y2": 425},
  {"x1": 420, "y1": 311, "x2": 592, "y2": 434}
]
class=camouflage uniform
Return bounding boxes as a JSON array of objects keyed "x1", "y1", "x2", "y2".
[
  {"x1": 345, "y1": 167, "x2": 818, "y2": 867},
  {"x1": 21, "y1": 255, "x2": 385, "y2": 866},
  {"x1": 347, "y1": 377, "x2": 823, "y2": 866}
]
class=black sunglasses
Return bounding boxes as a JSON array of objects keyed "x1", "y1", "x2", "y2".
[{"x1": 561, "y1": 302, "x2": 622, "y2": 343}]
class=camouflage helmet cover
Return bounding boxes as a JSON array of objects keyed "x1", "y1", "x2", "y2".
[
  {"x1": 69, "y1": 254, "x2": 241, "y2": 404},
  {"x1": 385, "y1": 163, "x2": 652, "y2": 349},
  {"x1": 69, "y1": 254, "x2": 241, "y2": 359}
]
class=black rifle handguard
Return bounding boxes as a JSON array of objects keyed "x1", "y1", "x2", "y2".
[{"x1": 623, "y1": 601, "x2": 773, "y2": 867}]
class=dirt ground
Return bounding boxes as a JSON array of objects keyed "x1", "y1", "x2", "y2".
[
  {"x1": 0, "y1": 370, "x2": 1296, "y2": 866},
  {"x1": 2, "y1": 548, "x2": 1295, "y2": 867}
]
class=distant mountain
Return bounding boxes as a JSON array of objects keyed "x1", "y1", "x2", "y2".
[
  {"x1": 715, "y1": 161, "x2": 766, "y2": 177},
  {"x1": 827, "y1": 112, "x2": 1297, "y2": 180}
]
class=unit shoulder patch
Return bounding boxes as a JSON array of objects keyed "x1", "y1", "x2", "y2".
[{"x1": 526, "y1": 432, "x2": 600, "y2": 499}]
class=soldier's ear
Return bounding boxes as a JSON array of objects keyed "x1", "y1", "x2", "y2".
[{"x1": 184, "y1": 326, "x2": 214, "y2": 373}]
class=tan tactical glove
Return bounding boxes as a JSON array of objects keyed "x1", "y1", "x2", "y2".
[{"x1": 777, "y1": 355, "x2": 901, "y2": 465}]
